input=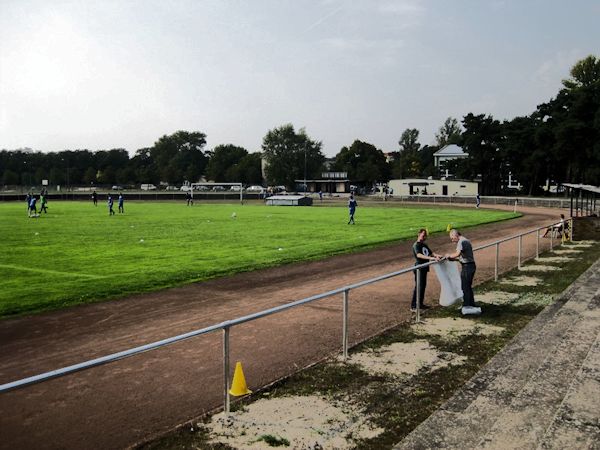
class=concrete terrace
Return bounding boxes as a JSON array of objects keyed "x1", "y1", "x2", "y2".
[{"x1": 394, "y1": 257, "x2": 600, "y2": 450}]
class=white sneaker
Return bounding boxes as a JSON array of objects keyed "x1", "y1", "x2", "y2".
[{"x1": 462, "y1": 306, "x2": 482, "y2": 315}]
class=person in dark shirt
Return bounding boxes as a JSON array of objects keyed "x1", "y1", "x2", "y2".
[
  {"x1": 118, "y1": 193, "x2": 124, "y2": 213},
  {"x1": 92, "y1": 190, "x2": 98, "y2": 206},
  {"x1": 25, "y1": 193, "x2": 32, "y2": 215},
  {"x1": 39, "y1": 194, "x2": 48, "y2": 213},
  {"x1": 107, "y1": 194, "x2": 115, "y2": 216},
  {"x1": 411, "y1": 228, "x2": 442, "y2": 311},
  {"x1": 28, "y1": 196, "x2": 37, "y2": 217},
  {"x1": 347, "y1": 195, "x2": 357, "y2": 224}
]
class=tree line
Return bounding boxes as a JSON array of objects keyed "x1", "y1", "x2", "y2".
[{"x1": 1, "y1": 56, "x2": 598, "y2": 195}]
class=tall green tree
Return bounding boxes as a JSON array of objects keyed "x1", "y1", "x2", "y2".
[
  {"x1": 418, "y1": 145, "x2": 438, "y2": 178},
  {"x1": 398, "y1": 128, "x2": 421, "y2": 153},
  {"x1": 206, "y1": 144, "x2": 248, "y2": 182},
  {"x1": 2, "y1": 169, "x2": 19, "y2": 185},
  {"x1": 551, "y1": 55, "x2": 600, "y2": 184},
  {"x1": 150, "y1": 131, "x2": 208, "y2": 184},
  {"x1": 502, "y1": 115, "x2": 544, "y2": 195},
  {"x1": 333, "y1": 140, "x2": 390, "y2": 186},
  {"x1": 233, "y1": 153, "x2": 263, "y2": 185},
  {"x1": 392, "y1": 128, "x2": 422, "y2": 178},
  {"x1": 261, "y1": 124, "x2": 324, "y2": 189},
  {"x1": 435, "y1": 117, "x2": 462, "y2": 147},
  {"x1": 562, "y1": 55, "x2": 600, "y2": 89},
  {"x1": 130, "y1": 148, "x2": 157, "y2": 184},
  {"x1": 459, "y1": 113, "x2": 505, "y2": 195}
]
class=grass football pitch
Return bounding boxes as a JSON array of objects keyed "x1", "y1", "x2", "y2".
[{"x1": 0, "y1": 201, "x2": 517, "y2": 317}]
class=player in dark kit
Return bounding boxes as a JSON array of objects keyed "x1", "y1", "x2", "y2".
[
  {"x1": 28, "y1": 195, "x2": 37, "y2": 217},
  {"x1": 107, "y1": 195, "x2": 115, "y2": 215},
  {"x1": 347, "y1": 195, "x2": 357, "y2": 224},
  {"x1": 92, "y1": 190, "x2": 98, "y2": 206},
  {"x1": 39, "y1": 193, "x2": 48, "y2": 213},
  {"x1": 118, "y1": 194, "x2": 124, "y2": 213},
  {"x1": 25, "y1": 193, "x2": 32, "y2": 215}
]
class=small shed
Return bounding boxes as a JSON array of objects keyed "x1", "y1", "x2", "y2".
[{"x1": 265, "y1": 195, "x2": 313, "y2": 206}]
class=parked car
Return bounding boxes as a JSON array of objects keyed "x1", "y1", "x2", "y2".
[
  {"x1": 164, "y1": 186, "x2": 178, "y2": 191},
  {"x1": 212, "y1": 186, "x2": 226, "y2": 191},
  {"x1": 111, "y1": 185, "x2": 123, "y2": 190},
  {"x1": 180, "y1": 185, "x2": 192, "y2": 191},
  {"x1": 230, "y1": 185, "x2": 242, "y2": 191},
  {"x1": 245, "y1": 185, "x2": 264, "y2": 193},
  {"x1": 140, "y1": 184, "x2": 157, "y2": 191}
]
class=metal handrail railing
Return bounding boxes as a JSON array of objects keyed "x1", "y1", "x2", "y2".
[{"x1": 0, "y1": 218, "x2": 573, "y2": 414}]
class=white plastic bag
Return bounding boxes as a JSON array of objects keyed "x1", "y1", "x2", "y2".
[{"x1": 433, "y1": 260, "x2": 463, "y2": 306}]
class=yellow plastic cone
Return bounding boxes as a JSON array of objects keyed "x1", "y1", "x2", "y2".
[
  {"x1": 446, "y1": 223, "x2": 452, "y2": 232},
  {"x1": 425, "y1": 227, "x2": 429, "y2": 235},
  {"x1": 229, "y1": 361, "x2": 252, "y2": 396}
]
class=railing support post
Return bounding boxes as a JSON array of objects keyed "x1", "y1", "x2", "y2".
[
  {"x1": 342, "y1": 290, "x2": 349, "y2": 360},
  {"x1": 223, "y1": 327, "x2": 231, "y2": 415},
  {"x1": 550, "y1": 230, "x2": 553, "y2": 251},
  {"x1": 536, "y1": 228, "x2": 540, "y2": 259},
  {"x1": 518, "y1": 235, "x2": 522, "y2": 269},
  {"x1": 495, "y1": 243, "x2": 500, "y2": 281}
]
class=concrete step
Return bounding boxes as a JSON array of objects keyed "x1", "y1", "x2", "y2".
[
  {"x1": 537, "y1": 332, "x2": 600, "y2": 450},
  {"x1": 394, "y1": 258, "x2": 600, "y2": 450},
  {"x1": 476, "y1": 287, "x2": 600, "y2": 449}
]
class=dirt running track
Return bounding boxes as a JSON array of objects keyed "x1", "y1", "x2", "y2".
[{"x1": 0, "y1": 204, "x2": 563, "y2": 449}]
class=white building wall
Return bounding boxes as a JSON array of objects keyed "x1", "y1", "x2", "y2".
[{"x1": 389, "y1": 179, "x2": 479, "y2": 196}]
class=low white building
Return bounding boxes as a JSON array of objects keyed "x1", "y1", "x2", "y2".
[{"x1": 389, "y1": 178, "x2": 479, "y2": 196}]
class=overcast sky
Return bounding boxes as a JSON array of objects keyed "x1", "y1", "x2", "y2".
[{"x1": 1, "y1": 1, "x2": 599, "y2": 157}]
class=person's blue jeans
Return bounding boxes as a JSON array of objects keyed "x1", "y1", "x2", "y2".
[{"x1": 461, "y1": 263, "x2": 477, "y2": 306}]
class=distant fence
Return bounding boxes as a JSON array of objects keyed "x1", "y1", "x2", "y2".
[
  {"x1": 391, "y1": 195, "x2": 571, "y2": 209},
  {"x1": 0, "y1": 192, "x2": 572, "y2": 208},
  {"x1": 0, "y1": 192, "x2": 261, "y2": 202}
]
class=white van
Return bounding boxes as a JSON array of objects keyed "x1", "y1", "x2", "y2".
[{"x1": 141, "y1": 184, "x2": 157, "y2": 191}]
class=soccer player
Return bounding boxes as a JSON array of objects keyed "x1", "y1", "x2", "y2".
[
  {"x1": 347, "y1": 194, "x2": 357, "y2": 224},
  {"x1": 92, "y1": 190, "x2": 98, "y2": 206},
  {"x1": 28, "y1": 195, "x2": 37, "y2": 217},
  {"x1": 25, "y1": 193, "x2": 32, "y2": 215},
  {"x1": 39, "y1": 193, "x2": 48, "y2": 214},
  {"x1": 118, "y1": 193, "x2": 124, "y2": 213},
  {"x1": 107, "y1": 194, "x2": 115, "y2": 216}
]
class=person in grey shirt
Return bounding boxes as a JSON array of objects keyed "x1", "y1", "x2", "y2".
[{"x1": 446, "y1": 229, "x2": 477, "y2": 307}]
